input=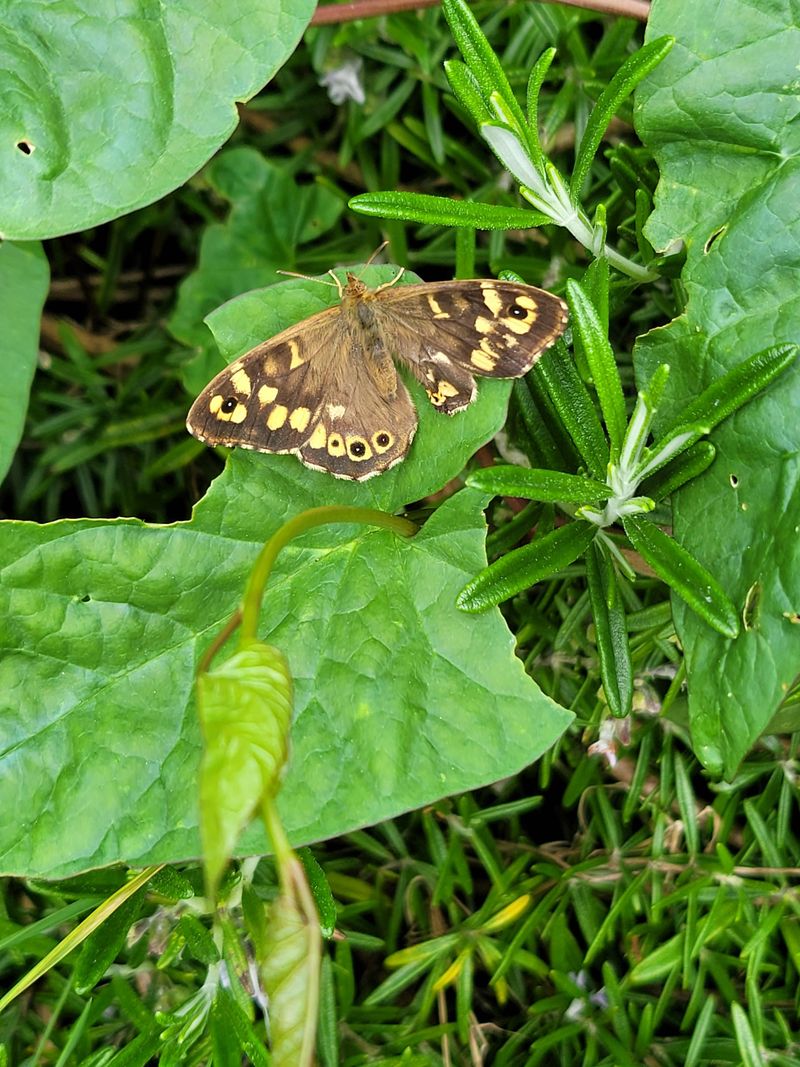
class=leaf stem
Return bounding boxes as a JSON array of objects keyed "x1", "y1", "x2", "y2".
[
  {"x1": 262, "y1": 793, "x2": 294, "y2": 872},
  {"x1": 240, "y1": 506, "x2": 417, "y2": 644},
  {"x1": 311, "y1": 0, "x2": 650, "y2": 26},
  {"x1": 198, "y1": 608, "x2": 242, "y2": 675}
]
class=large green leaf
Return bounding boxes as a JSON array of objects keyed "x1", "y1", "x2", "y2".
[
  {"x1": 634, "y1": 0, "x2": 800, "y2": 774},
  {"x1": 0, "y1": 241, "x2": 49, "y2": 483},
  {"x1": 0, "y1": 1, "x2": 315, "y2": 239},
  {"x1": 0, "y1": 266, "x2": 572, "y2": 877},
  {"x1": 0, "y1": 490, "x2": 571, "y2": 878}
]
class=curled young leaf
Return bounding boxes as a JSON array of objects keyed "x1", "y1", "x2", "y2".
[
  {"x1": 444, "y1": 59, "x2": 494, "y2": 124},
  {"x1": 198, "y1": 640, "x2": 293, "y2": 894},
  {"x1": 261, "y1": 857, "x2": 321, "y2": 1067},
  {"x1": 666, "y1": 343, "x2": 798, "y2": 436},
  {"x1": 638, "y1": 440, "x2": 716, "y2": 501},
  {"x1": 467, "y1": 465, "x2": 609, "y2": 504},
  {"x1": 526, "y1": 48, "x2": 557, "y2": 165},
  {"x1": 570, "y1": 36, "x2": 674, "y2": 199},
  {"x1": 348, "y1": 190, "x2": 550, "y2": 230},
  {"x1": 585, "y1": 541, "x2": 633, "y2": 718},
  {"x1": 533, "y1": 341, "x2": 610, "y2": 481},
  {"x1": 442, "y1": 0, "x2": 529, "y2": 142},
  {"x1": 566, "y1": 279, "x2": 626, "y2": 456}
]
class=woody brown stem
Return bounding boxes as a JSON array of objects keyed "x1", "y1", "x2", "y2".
[{"x1": 312, "y1": 0, "x2": 650, "y2": 26}]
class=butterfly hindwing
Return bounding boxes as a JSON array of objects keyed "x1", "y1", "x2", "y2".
[{"x1": 298, "y1": 373, "x2": 417, "y2": 480}]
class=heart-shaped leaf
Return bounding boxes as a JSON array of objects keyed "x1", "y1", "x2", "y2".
[
  {"x1": 0, "y1": 241, "x2": 49, "y2": 482},
  {"x1": 1, "y1": 261, "x2": 572, "y2": 877}
]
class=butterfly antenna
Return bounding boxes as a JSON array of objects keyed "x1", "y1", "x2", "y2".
[
  {"x1": 276, "y1": 268, "x2": 340, "y2": 291},
  {"x1": 355, "y1": 241, "x2": 406, "y2": 291},
  {"x1": 327, "y1": 269, "x2": 345, "y2": 298},
  {"x1": 363, "y1": 240, "x2": 390, "y2": 269}
]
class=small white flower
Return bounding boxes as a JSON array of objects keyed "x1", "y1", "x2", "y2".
[{"x1": 320, "y1": 57, "x2": 365, "y2": 106}]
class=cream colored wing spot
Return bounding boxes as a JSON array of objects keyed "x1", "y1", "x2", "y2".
[
  {"x1": 470, "y1": 349, "x2": 495, "y2": 371},
  {"x1": 429, "y1": 378, "x2": 461, "y2": 405},
  {"x1": 263, "y1": 356, "x2": 279, "y2": 375},
  {"x1": 258, "y1": 384, "x2": 278, "y2": 405},
  {"x1": 372, "y1": 431, "x2": 394, "y2": 453},
  {"x1": 474, "y1": 315, "x2": 495, "y2": 335},
  {"x1": 213, "y1": 400, "x2": 248, "y2": 423},
  {"x1": 230, "y1": 368, "x2": 252, "y2": 396},
  {"x1": 210, "y1": 394, "x2": 248, "y2": 422},
  {"x1": 289, "y1": 340, "x2": 304, "y2": 370},
  {"x1": 327, "y1": 403, "x2": 346, "y2": 420},
  {"x1": 481, "y1": 287, "x2": 504, "y2": 316},
  {"x1": 516, "y1": 295, "x2": 539, "y2": 311},
  {"x1": 327, "y1": 433, "x2": 346, "y2": 457},
  {"x1": 307, "y1": 423, "x2": 327, "y2": 449},
  {"x1": 427, "y1": 293, "x2": 447, "y2": 317},
  {"x1": 289, "y1": 407, "x2": 312, "y2": 432},
  {"x1": 346, "y1": 435, "x2": 373, "y2": 461},
  {"x1": 501, "y1": 314, "x2": 535, "y2": 335},
  {"x1": 267, "y1": 404, "x2": 288, "y2": 430},
  {"x1": 431, "y1": 350, "x2": 452, "y2": 365},
  {"x1": 502, "y1": 333, "x2": 519, "y2": 348}
]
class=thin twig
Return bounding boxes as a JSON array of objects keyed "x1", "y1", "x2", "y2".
[
  {"x1": 198, "y1": 608, "x2": 242, "y2": 675},
  {"x1": 312, "y1": 0, "x2": 650, "y2": 26},
  {"x1": 312, "y1": 0, "x2": 440, "y2": 23}
]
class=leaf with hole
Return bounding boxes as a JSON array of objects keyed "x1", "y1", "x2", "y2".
[
  {"x1": 0, "y1": 1, "x2": 316, "y2": 239},
  {"x1": 635, "y1": 5, "x2": 800, "y2": 774}
]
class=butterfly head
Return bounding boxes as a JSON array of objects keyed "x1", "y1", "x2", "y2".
[{"x1": 344, "y1": 272, "x2": 368, "y2": 296}]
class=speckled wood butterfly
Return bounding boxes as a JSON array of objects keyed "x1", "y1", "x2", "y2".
[{"x1": 186, "y1": 271, "x2": 568, "y2": 480}]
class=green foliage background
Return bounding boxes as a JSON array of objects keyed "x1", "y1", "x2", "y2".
[{"x1": 1, "y1": 1, "x2": 799, "y2": 1064}]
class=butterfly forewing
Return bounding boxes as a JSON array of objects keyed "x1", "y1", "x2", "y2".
[
  {"x1": 186, "y1": 311, "x2": 343, "y2": 454},
  {"x1": 374, "y1": 279, "x2": 568, "y2": 412}
]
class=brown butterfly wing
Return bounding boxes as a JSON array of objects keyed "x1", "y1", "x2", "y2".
[
  {"x1": 186, "y1": 291, "x2": 418, "y2": 479},
  {"x1": 186, "y1": 307, "x2": 343, "y2": 454},
  {"x1": 187, "y1": 274, "x2": 567, "y2": 478},
  {"x1": 371, "y1": 280, "x2": 568, "y2": 413},
  {"x1": 297, "y1": 372, "x2": 417, "y2": 480}
]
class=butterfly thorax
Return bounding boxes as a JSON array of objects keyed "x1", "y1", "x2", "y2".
[
  {"x1": 336, "y1": 273, "x2": 398, "y2": 396},
  {"x1": 341, "y1": 273, "x2": 377, "y2": 329}
]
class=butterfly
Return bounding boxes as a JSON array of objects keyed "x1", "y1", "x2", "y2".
[{"x1": 186, "y1": 270, "x2": 568, "y2": 480}]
